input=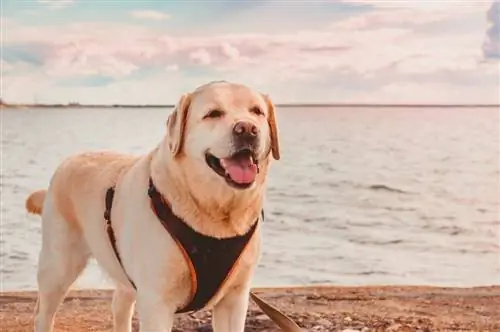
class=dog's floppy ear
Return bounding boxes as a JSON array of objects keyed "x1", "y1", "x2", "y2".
[
  {"x1": 167, "y1": 93, "x2": 191, "y2": 157},
  {"x1": 262, "y1": 94, "x2": 280, "y2": 160}
]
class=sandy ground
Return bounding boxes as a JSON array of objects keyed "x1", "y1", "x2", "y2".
[{"x1": 1, "y1": 285, "x2": 499, "y2": 332}]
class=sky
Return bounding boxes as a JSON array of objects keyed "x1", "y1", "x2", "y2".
[{"x1": 2, "y1": 0, "x2": 499, "y2": 105}]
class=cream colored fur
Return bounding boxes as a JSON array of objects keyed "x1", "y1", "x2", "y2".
[{"x1": 25, "y1": 81, "x2": 280, "y2": 332}]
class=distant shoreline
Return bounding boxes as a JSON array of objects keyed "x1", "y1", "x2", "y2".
[{"x1": 2, "y1": 103, "x2": 499, "y2": 109}]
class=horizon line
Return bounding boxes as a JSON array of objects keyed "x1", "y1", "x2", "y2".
[{"x1": 2, "y1": 102, "x2": 499, "y2": 109}]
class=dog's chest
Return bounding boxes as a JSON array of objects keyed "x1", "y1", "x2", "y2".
[
  {"x1": 200, "y1": 233, "x2": 261, "y2": 307},
  {"x1": 165, "y1": 229, "x2": 261, "y2": 311},
  {"x1": 145, "y1": 178, "x2": 263, "y2": 312}
]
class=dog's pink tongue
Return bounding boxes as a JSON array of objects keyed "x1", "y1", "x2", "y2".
[{"x1": 222, "y1": 157, "x2": 258, "y2": 184}]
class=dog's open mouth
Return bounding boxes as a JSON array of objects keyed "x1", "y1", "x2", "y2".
[{"x1": 205, "y1": 149, "x2": 259, "y2": 189}]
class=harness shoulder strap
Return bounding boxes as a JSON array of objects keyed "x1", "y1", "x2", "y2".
[
  {"x1": 148, "y1": 178, "x2": 259, "y2": 313},
  {"x1": 104, "y1": 186, "x2": 136, "y2": 289}
]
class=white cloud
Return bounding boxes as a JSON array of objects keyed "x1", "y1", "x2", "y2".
[
  {"x1": 220, "y1": 43, "x2": 240, "y2": 60},
  {"x1": 37, "y1": 0, "x2": 74, "y2": 9},
  {"x1": 130, "y1": 10, "x2": 170, "y2": 21},
  {"x1": 189, "y1": 48, "x2": 212, "y2": 65}
]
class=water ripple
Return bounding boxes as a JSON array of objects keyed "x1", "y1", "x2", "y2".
[{"x1": 2, "y1": 106, "x2": 499, "y2": 290}]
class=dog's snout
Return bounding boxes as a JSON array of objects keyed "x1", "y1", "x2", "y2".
[{"x1": 233, "y1": 121, "x2": 259, "y2": 137}]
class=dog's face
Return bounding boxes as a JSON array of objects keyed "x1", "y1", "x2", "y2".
[{"x1": 166, "y1": 81, "x2": 280, "y2": 190}]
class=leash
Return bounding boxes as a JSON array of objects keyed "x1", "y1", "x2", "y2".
[{"x1": 249, "y1": 291, "x2": 304, "y2": 331}]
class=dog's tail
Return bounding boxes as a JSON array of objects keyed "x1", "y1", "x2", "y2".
[{"x1": 25, "y1": 189, "x2": 48, "y2": 215}]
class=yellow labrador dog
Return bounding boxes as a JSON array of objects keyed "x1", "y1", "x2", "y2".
[{"x1": 25, "y1": 81, "x2": 280, "y2": 332}]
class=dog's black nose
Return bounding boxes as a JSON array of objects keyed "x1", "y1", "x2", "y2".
[{"x1": 233, "y1": 121, "x2": 259, "y2": 137}]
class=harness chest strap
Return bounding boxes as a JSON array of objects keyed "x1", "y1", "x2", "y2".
[{"x1": 103, "y1": 178, "x2": 259, "y2": 313}]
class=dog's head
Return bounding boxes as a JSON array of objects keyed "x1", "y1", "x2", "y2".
[{"x1": 166, "y1": 81, "x2": 280, "y2": 191}]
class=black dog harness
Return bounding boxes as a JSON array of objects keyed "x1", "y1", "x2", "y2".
[{"x1": 104, "y1": 178, "x2": 260, "y2": 313}]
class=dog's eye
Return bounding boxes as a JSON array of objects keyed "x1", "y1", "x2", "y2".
[
  {"x1": 249, "y1": 106, "x2": 264, "y2": 116},
  {"x1": 204, "y1": 109, "x2": 224, "y2": 119}
]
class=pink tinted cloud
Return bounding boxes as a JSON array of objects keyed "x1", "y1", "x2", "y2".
[
  {"x1": 339, "y1": 0, "x2": 491, "y2": 11},
  {"x1": 130, "y1": 10, "x2": 170, "y2": 21},
  {"x1": 2, "y1": 22, "x2": 488, "y2": 77},
  {"x1": 188, "y1": 48, "x2": 212, "y2": 65},
  {"x1": 337, "y1": 0, "x2": 492, "y2": 32},
  {"x1": 3, "y1": 2, "x2": 498, "y2": 104},
  {"x1": 5, "y1": 22, "x2": 409, "y2": 78}
]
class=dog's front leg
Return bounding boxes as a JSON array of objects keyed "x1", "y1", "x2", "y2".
[
  {"x1": 212, "y1": 286, "x2": 251, "y2": 332},
  {"x1": 136, "y1": 293, "x2": 176, "y2": 332},
  {"x1": 112, "y1": 287, "x2": 136, "y2": 332}
]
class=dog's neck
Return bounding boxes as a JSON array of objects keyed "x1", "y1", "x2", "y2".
[{"x1": 149, "y1": 140, "x2": 266, "y2": 238}]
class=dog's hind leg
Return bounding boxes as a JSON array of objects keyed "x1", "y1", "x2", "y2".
[
  {"x1": 34, "y1": 201, "x2": 90, "y2": 332},
  {"x1": 112, "y1": 286, "x2": 136, "y2": 332}
]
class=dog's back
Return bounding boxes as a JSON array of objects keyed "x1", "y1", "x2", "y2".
[{"x1": 26, "y1": 151, "x2": 138, "y2": 222}]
